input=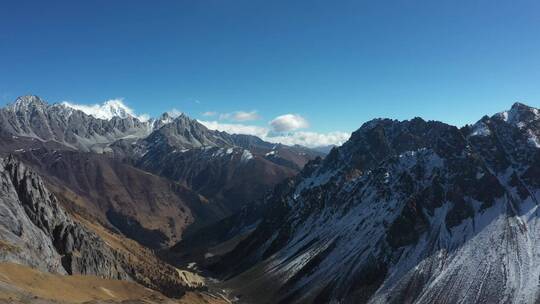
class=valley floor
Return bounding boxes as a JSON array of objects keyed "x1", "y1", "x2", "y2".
[{"x1": 0, "y1": 263, "x2": 231, "y2": 304}]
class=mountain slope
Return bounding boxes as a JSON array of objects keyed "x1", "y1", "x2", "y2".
[
  {"x1": 13, "y1": 147, "x2": 223, "y2": 248},
  {"x1": 126, "y1": 113, "x2": 321, "y2": 215},
  {"x1": 0, "y1": 154, "x2": 217, "y2": 299},
  {"x1": 0, "y1": 155, "x2": 128, "y2": 279},
  {"x1": 138, "y1": 144, "x2": 299, "y2": 215},
  {"x1": 214, "y1": 103, "x2": 540, "y2": 304}
]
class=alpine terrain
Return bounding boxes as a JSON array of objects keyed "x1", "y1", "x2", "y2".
[
  {"x1": 213, "y1": 102, "x2": 540, "y2": 304},
  {"x1": 2, "y1": 96, "x2": 540, "y2": 304},
  {"x1": 0, "y1": 95, "x2": 321, "y2": 303}
]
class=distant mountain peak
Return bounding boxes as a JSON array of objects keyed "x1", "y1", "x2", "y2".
[
  {"x1": 158, "y1": 112, "x2": 173, "y2": 121},
  {"x1": 61, "y1": 98, "x2": 140, "y2": 121},
  {"x1": 8, "y1": 95, "x2": 47, "y2": 111},
  {"x1": 101, "y1": 99, "x2": 132, "y2": 119},
  {"x1": 511, "y1": 101, "x2": 533, "y2": 110},
  {"x1": 171, "y1": 112, "x2": 200, "y2": 127},
  {"x1": 493, "y1": 102, "x2": 539, "y2": 127},
  {"x1": 14, "y1": 94, "x2": 44, "y2": 103},
  {"x1": 150, "y1": 112, "x2": 174, "y2": 129}
]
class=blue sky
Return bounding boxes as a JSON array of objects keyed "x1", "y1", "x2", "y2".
[{"x1": 1, "y1": 0, "x2": 540, "y2": 145}]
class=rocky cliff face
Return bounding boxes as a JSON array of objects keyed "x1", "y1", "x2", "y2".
[
  {"x1": 215, "y1": 103, "x2": 540, "y2": 304},
  {"x1": 0, "y1": 156, "x2": 128, "y2": 279}
]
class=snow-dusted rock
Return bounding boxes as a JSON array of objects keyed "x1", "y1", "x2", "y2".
[{"x1": 217, "y1": 103, "x2": 540, "y2": 304}]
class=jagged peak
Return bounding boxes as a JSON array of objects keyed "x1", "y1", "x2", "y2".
[
  {"x1": 357, "y1": 117, "x2": 431, "y2": 131},
  {"x1": 323, "y1": 116, "x2": 460, "y2": 175},
  {"x1": 172, "y1": 112, "x2": 199, "y2": 125},
  {"x1": 358, "y1": 118, "x2": 394, "y2": 130},
  {"x1": 511, "y1": 101, "x2": 534, "y2": 110},
  {"x1": 150, "y1": 112, "x2": 209, "y2": 137},
  {"x1": 159, "y1": 112, "x2": 172, "y2": 120},
  {"x1": 493, "y1": 102, "x2": 539, "y2": 126},
  {"x1": 7, "y1": 95, "x2": 47, "y2": 111},
  {"x1": 351, "y1": 117, "x2": 445, "y2": 142},
  {"x1": 102, "y1": 99, "x2": 132, "y2": 118},
  {"x1": 14, "y1": 95, "x2": 45, "y2": 104},
  {"x1": 152, "y1": 112, "x2": 174, "y2": 126}
]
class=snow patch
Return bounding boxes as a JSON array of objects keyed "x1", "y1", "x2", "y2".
[
  {"x1": 265, "y1": 150, "x2": 277, "y2": 156},
  {"x1": 471, "y1": 122, "x2": 491, "y2": 137},
  {"x1": 527, "y1": 130, "x2": 540, "y2": 148},
  {"x1": 241, "y1": 149, "x2": 254, "y2": 163}
]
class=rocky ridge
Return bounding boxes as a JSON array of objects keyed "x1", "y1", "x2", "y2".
[{"x1": 214, "y1": 102, "x2": 540, "y2": 304}]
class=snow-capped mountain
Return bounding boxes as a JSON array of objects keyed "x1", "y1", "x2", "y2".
[
  {"x1": 61, "y1": 99, "x2": 145, "y2": 121},
  {"x1": 215, "y1": 102, "x2": 540, "y2": 304}
]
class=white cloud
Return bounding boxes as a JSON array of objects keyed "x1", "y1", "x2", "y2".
[
  {"x1": 230, "y1": 111, "x2": 260, "y2": 121},
  {"x1": 198, "y1": 120, "x2": 269, "y2": 139},
  {"x1": 266, "y1": 131, "x2": 350, "y2": 147},
  {"x1": 270, "y1": 114, "x2": 309, "y2": 132},
  {"x1": 61, "y1": 98, "x2": 149, "y2": 121},
  {"x1": 202, "y1": 111, "x2": 217, "y2": 117},
  {"x1": 167, "y1": 108, "x2": 182, "y2": 118},
  {"x1": 138, "y1": 113, "x2": 151, "y2": 122},
  {"x1": 217, "y1": 110, "x2": 261, "y2": 122},
  {"x1": 199, "y1": 120, "x2": 349, "y2": 148}
]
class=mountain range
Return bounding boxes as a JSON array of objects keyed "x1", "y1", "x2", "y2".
[{"x1": 2, "y1": 95, "x2": 540, "y2": 303}]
